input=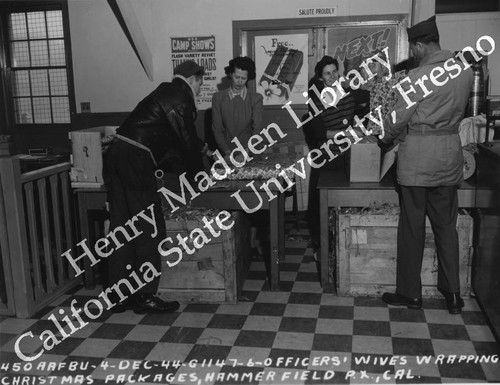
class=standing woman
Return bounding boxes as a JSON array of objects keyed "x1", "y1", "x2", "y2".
[
  {"x1": 304, "y1": 56, "x2": 356, "y2": 251},
  {"x1": 211, "y1": 56, "x2": 265, "y2": 256},
  {"x1": 211, "y1": 56, "x2": 263, "y2": 157}
]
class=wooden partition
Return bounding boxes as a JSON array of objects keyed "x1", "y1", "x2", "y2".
[
  {"x1": 0, "y1": 172, "x2": 16, "y2": 316},
  {"x1": 0, "y1": 156, "x2": 80, "y2": 318}
]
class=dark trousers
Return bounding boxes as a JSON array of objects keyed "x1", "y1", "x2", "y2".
[
  {"x1": 307, "y1": 149, "x2": 344, "y2": 250},
  {"x1": 396, "y1": 185, "x2": 460, "y2": 298},
  {"x1": 103, "y1": 139, "x2": 165, "y2": 298},
  {"x1": 307, "y1": 165, "x2": 321, "y2": 249}
]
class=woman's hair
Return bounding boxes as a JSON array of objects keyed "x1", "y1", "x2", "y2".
[
  {"x1": 314, "y1": 56, "x2": 339, "y2": 80},
  {"x1": 370, "y1": 49, "x2": 390, "y2": 76},
  {"x1": 224, "y1": 56, "x2": 256, "y2": 80}
]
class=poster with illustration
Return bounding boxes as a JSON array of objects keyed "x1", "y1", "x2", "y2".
[
  {"x1": 255, "y1": 34, "x2": 308, "y2": 105},
  {"x1": 326, "y1": 25, "x2": 398, "y2": 75},
  {"x1": 171, "y1": 36, "x2": 217, "y2": 110}
]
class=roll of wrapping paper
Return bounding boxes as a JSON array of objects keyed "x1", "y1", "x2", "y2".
[{"x1": 462, "y1": 147, "x2": 476, "y2": 180}]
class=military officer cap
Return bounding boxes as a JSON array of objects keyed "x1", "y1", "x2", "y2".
[{"x1": 407, "y1": 15, "x2": 439, "y2": 41}]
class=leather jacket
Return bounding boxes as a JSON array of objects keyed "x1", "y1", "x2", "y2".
[{"x1": 117, "y1": 77, "x2": 204, "y2": 178}]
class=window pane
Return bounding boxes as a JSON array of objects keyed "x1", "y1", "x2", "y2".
[
  {"x1": 49, "y1": 69, "x2": 68, "y2": 95},
  {"x1": 33, "y1": 97, "x2": 51, "y2": 123},
  {"x1": 30, "y1": 41, "x2": 49, "y2": 67},
  {"x1": 11, "y1": 42, "x2": 30, "y2": 67},
  {"x1": 47, "y1": 11, "x2": 63, "y2": 39},
  {"x1": 52, "y1": 97, "x2": 70, "y2": 123},
  {"x1": 8, "y1": 8, "x2": 71, "y2": 126},
  {"x1": 9, "y1": 13, "x2": 28, "y2": 41},
  {"x1": 30, "y1": 70, "x2": 49, "y2": 96},
  {"x1": 49, "y1": 40, "x2": 66, "y2": 66},
  {"x1": 27, "y1": 12, "x2": 46, "y2": 39},
  {"x1": 12, "y1": 71, "x2": 31, "y2": 97},
  {"x1": 14, "y1": 98, "x2": 33, "y2": 123}
]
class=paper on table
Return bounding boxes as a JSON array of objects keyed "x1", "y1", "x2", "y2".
[{"x1": 379, "y1": 144, "x2": 398, "y2": 180}]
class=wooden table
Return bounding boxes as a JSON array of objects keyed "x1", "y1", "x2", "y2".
[
  {"x1": 74, "y1": 178, "x2": 285, "y2": 291},
  {"x1": 74, "y1": 187, "x2": 107, "y2": 289},
  {"x1": 316, "y1": 168, "x2": 478, "y2": 287}
]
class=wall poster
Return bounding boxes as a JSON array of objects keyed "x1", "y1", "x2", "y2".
[
  {"x1": 254, "y1": 34, "x2": 308, "y2": 106},
  {"x1": 171, "y1": 35, "x2": 217, "y2": 110},
  {"x1": 326, "y1": 25, "x2": 399, "y2": 74}
]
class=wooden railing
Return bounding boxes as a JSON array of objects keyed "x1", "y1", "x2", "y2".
[{"x1": 0, "y1": 156, "x2": 80, "y2": 318}]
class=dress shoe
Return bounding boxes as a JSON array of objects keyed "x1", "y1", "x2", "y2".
[
  {"x1": 440, "y1": 289, "x2": 464, "y2": 314},
  {"x1": 131, "y1": 294, "x2": 180, "y2": 314},
  {"x1": 251, "y1": 247, "x2": 264, "y2": 261},
  {"x1": 382, "y1": 292, "x2": 422, "y2": 310},
  {"x1": 111, "y1": 300, "x2": 132, "y2": 313}
]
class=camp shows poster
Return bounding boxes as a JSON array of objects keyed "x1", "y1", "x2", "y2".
[
  {"x1": 171, "y1": 36, "x2": 217, "y2": 110},
  {"x1": 255, "y1": 34, "x2": 308, "y2": 106}
]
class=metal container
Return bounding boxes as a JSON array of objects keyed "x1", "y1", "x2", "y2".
[
  {"x1": 455, "y1": 50, "x2": 487, "y2": 118},
  {"x1": 468, "y1": 62, "x2": 485, "y2": 117}
]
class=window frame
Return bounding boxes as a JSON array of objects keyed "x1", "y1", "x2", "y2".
[{"x1": 0, "y1": 0, "x2": 75, "y2": 134}]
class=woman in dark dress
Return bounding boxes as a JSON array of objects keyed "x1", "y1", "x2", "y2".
[{"x1": 304, "y1": 56, "x2": 356, "y2": 252}]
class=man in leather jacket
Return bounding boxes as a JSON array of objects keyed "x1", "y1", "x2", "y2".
[{"x1": 103, "y1": 61, "x2": 207, "y2": 314}]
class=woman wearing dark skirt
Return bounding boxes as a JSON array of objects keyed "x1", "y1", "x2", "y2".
[{"x1": 304, "y1": 56, "x2": 356, "y2": 252}]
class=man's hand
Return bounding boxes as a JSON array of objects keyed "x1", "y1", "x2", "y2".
[{"x1": 377, "y1": 138, "x2": 393, "y2": 152}]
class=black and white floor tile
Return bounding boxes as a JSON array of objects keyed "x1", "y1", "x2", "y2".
[{"x1": 1, "y1": 221, "x2": 499, "y2": 384}]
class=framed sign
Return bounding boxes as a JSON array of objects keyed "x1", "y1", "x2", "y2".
[
  {"x1": 255, "y1": 34, "x2": 309, "y2": 105},
  {"x1": 233, "y1": 14, "x2": 409, "y2": 138},
  {"x1": 234, "y1": 14, "x2": 409, "y2": 107}
]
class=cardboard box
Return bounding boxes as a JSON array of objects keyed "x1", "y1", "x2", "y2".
[
  {"x1": 347, "y1": 139, "x2": 397, "y2": 182},
  {"x1": 347, "y1": 141, "x2": 381, "y2": 182},
  {"x1": 69, "y1": 126, "x2": 117, "y2": 187},
  {"x1": 158, "y1": 211, "x2": 251, "y2": 303},
  {"x1": 333, "y1": 208, "x2": 473, "y2": 297}
]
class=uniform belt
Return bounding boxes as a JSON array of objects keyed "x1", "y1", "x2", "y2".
[{"x1": 407, "y1": 127, "x2": 457, "y2": 136}]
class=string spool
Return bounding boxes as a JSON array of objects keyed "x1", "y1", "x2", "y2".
[{"x1": 462, "y1": 148, "x2": 476, "y2": 180}]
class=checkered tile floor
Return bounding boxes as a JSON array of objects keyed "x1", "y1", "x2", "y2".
[{"x1": 1, "y1": 222, "x2": 499, "y2": 384}]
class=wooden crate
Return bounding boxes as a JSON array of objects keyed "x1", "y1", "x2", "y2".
[
  {"x1": 69, "y1": 126, "x2": 117, "y2": 187},
  {"x1": 334, "y1": 208, "x2": 473, "y2": 297},
  {"x1": 158, "y1": 211, "x2": 251, "y2": 303}
]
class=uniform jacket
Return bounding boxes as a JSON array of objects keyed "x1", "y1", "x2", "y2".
[
  {"x1": 382, "y1": 50, "x2": 473, "y2": 186},
  {"x1": 117, "y1": 77, "x2": 204, "y2": 178}
]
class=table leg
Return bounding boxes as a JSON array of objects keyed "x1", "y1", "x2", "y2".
[
  {"x1": 269, "y1": 196, "x2": 281, "y2": 291},
  {"x1": 278, "y1": 192, "x2": 285, "y2": 268},
  {"x1": 76, "y1": 193, "x2": 95, "y2": 289},
  {"x1": 319, "y1": 188, "x2": 329, "y2": 287}
]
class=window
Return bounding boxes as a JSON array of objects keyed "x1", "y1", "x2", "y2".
[{"x1": 1, "y1": 1, "x2": 74, "y2": 129}]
